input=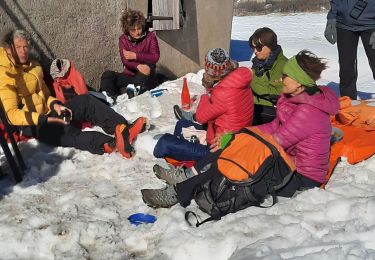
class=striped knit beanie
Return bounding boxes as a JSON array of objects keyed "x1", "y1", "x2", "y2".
[
  {"x1": 50, "y1": 59, "x2": 70, "y2": 79},
  {"x1": 205, "y1": 48, "x2": 235, "y2": 78}
]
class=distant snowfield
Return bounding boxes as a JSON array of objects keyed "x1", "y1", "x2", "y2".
[{"x1": 1, "y1": 13, "x2": 375, "y2": 260}]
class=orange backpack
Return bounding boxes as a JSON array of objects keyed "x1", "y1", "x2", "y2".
[
  {"x1": 336, "y1": 96, "x2": 375, "y2": 130},
  {"x1": 217, "y1": 127, "x2": 296, "y2": 181},
  {"x1": 190, "y1": 127, "x2": 297, "y2": 226}
]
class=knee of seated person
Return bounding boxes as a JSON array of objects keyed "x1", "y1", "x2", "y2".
[
  {"x1": 101, "y1": 70, "x2": 115, "y2": 79},
  {"x1": 153, "y1": 134, "x2": 175, "y2": 157}
]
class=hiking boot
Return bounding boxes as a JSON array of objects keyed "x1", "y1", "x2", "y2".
[
  {"x1": 153, "y1": 164, "x2": 189, "y2": 186},
  {"x1": 115, "y1": 124, "x2": 135, "y2": 158},
  {"x1": 173, "y1": 105, "x2": 194, "y2": 121},
  {"x1": 128, "y1": 117, "x2": 148, "y2": 144},
  {"x1": 103, "y1": 139, "x2": 116, "y2": 153},
  {"x1": 141, "y1": 185, "x2": 178, "y2": 208},
  {"x1": 126, "y1": 84, "x2": 140, "y2": 99}
]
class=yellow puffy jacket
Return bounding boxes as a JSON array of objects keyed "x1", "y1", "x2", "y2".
[{"x1": 0, "y1": 47, "x2": 58, "y2": 126}]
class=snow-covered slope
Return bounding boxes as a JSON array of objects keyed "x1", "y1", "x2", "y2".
[{"x1": 1, "y1": 13, "x2": 375, "y2": 260}]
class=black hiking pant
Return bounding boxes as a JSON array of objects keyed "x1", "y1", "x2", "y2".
[
  {"x1": 176, "y1": 151, "x2": 221, "y2": 207},
  {"x1": 337, "y1": 27, "x2": 375, "y2": 100},
  {"x1": 100, "y1": 68, "x2": 157, "y2": 98},
  {"x1": 275, "y1": 172, "x2": 321, "y2": 198},
  {"x1": 18, "y1": 94, "x2": 127, "y2": 154}
]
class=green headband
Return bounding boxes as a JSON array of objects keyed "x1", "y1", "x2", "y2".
[{"x1": 283, "y1": 56, "x2": 316, "y2": 87}]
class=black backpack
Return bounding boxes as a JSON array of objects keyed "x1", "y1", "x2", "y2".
[{"x1": 185, "y1": 128, "x2": 295, "y2": 227}]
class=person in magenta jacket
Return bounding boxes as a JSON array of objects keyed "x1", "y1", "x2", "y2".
[
  {"x1": 153, "y1": 48, "x2": 254, "y2": 162},
  {"x1": 141, "y1": 50, "x2": 339, "y2": 209},
  {"x1": 257, "y1": 50, "x2": 339, "y2": 196},
  {"x1": 100, "y1": 9, "x2": 160, "y2": 100}
]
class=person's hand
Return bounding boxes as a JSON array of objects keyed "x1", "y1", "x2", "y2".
[
  {"x1": 137, "y1": 64, "x2": 151, "y2": 75},
  {"x1": 369, "y1": 31, "x2": 375, "y2": 49},
  {"x1": 53, "y1": 104, "x2": 73, "y2": 121},
  {"x1": 209, "y1": 134, "x2": 223, "y2": 153},
  {"x1": 123, "y1": 50, "x2": 137, "y2": 60},
  {"x1": 324, "y1": 19, "x2": 337, "y2": 45},
  {"x1": 47, "y1": 117, "x2": 68, "y2": 125}
]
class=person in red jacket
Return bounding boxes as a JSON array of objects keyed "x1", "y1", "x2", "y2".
[
  {"x1": 153, "y1": 48, "x2": 254, "y2": 163},
  {"x1": 50, "y1": 59, "x2": 89, "y2": 104},
  {"x1": 100, "y1": 9, "x2": 160, "y2": 101}
]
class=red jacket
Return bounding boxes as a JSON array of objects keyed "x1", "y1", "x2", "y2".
[
  {"x1": 195, "y1": 67, "x2": 254, "y2": 144},
  {"x1": 52, "y1": 63, "x2": 88, "y2": 103}
]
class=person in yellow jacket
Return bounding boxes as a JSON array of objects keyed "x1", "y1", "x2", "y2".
[{"x1": 0, "y1": 29, "x2": 147, "y2": 157}]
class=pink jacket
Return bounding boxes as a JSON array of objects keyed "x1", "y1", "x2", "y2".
[
  {"x1": 258, "y1": 86, "x2": 339, "y2": 183},
  {"x1": 195, "y1": 67, "x2": 254, "y2": 144},
  {"x1": 119, "y1": 32, "x2": 160, "y2": 76}
]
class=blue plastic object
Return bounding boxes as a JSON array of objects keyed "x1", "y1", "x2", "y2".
[
  {"x1": 229, "y1": 39, "x2": 253, "y2": 62},
  {"x1": 128, "y1": 213, "x2": 157, "y2": 226},
  {"x1": 150, "y1": 89, "x2": 166, "y2": 97}
]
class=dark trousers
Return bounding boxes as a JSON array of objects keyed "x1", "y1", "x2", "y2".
[
  {"x1": 175, "y1": 150, "x2": 221, "y2": 207},
  {"x1": 253, "y1": 104, "x2": 276, "y2": 125},
  {"x1": 100, "y1": 69, "x2": 157, "y2": 98},
  {"x1": 337, "y1": 27, "x2": 375, "y2": 100},
  {"x1": 19, "y1": 94, "x2": 127, "y2": 154},
  {"x1": 153, "y1": 119, "x2": 210, "y2": 161},
  {"x1": 275, "y1": 172, "x2": 321, "y2": 198}
]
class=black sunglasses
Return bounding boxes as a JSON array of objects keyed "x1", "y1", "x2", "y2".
[{"x1": 252, "y1": 44, "x2": 264, "y2": 52}]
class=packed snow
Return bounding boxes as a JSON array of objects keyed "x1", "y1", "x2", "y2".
[{"x1": 1, "y1": 13, "x2": 375, "y2": 260}]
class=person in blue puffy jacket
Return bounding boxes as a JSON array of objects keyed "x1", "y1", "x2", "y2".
[{"x1": 324, "y1": 0, "x2": 375, "y2": 100}]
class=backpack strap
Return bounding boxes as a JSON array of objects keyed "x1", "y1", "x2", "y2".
[{"x1": 185, "y1": 211, "x2": 220, "y2": 227}]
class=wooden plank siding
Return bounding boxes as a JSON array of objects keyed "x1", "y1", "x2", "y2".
[{"x1": 152, "y1": 0, "x2": 180, "y2": 30}]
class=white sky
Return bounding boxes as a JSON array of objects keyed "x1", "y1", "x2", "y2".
[{"x1": 0, "y1": 12, "x2": 375, "y2": 260}]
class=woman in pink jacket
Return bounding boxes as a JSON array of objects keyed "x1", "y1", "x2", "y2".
[
  {"x1": 100, "y1": 9, "x2": 160, "y2": 101},
  {"x1": 258, "y1": 50, "x2": 339, "y2": 197},
  {"x1": 142, "y1": 50, "x2": 339, "y2": 208}
]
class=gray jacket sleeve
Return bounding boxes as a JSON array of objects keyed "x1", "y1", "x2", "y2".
[{"x1": 327, "y1": 0, "x2": 340, "y2": 20}]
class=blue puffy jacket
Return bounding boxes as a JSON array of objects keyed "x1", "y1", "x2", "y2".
[{"x1": 327, "y1": 0, "x2": 375, "y2": 31}]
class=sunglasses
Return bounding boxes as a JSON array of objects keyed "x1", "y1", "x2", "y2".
[{"x1": 252, "y1": 44, "x2": 265, "y2": 52}]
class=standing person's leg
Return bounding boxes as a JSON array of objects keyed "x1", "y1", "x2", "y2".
[
  {"x1": 361, "y1": 29, "x2": 375, "y2": 82},
  {"x1": 337, "y1": 28, "x2": 360, "y2": 99}
]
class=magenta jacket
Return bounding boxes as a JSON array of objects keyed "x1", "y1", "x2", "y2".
[
  {"x1": 195, "y1": 67, "x2": 254, "y2": 144},
  {"x1": 258, "y1": 86, "x2": 339, "y2": 183},
  {"x1": 119, "y1": 31, "x2": 160, "y2": 76}
]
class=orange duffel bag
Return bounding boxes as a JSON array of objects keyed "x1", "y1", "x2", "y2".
[{"x1": 336, "y1": 96, "x2": 375, "y2": 130}]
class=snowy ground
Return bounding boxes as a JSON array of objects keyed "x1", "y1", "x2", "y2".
[{"x1": 1, "y1": 13, "x2": 375, "y2": 260}]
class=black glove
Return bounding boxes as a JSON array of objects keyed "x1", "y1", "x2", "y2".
[{"x1": 324, "y1": 19, "x2": 337, "y2": 45}]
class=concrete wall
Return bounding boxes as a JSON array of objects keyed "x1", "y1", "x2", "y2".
[
  {"x1": 0, "y1": 0, "x2": 233, "y2": 88},
  {"x1": 0, "y1": 0, "x2": 147, "y2": 88},
  {"x1": 156, "y1": 0, "x2": 234, "y2": 78}
]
